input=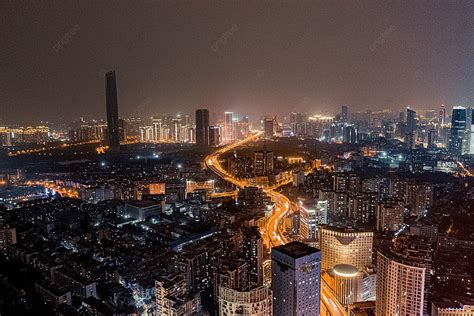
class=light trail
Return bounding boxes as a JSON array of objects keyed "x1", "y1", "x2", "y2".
[{"x1": 205, "y1": 132, "x2": 347, "y2": 316}]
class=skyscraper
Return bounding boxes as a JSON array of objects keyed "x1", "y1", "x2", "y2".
[
  {"x1": 195, "y1": 109, "x2": 209, "y2": 148},
  {"x1": 171, "y1": 117, "x2": 182, "y2": 142},
  {"x1": 152, "y1": 116, "x2": 163, "y2": 142},
  {"x1": 376, "y1": 250, "x2": 426, "y2": 316},
  {"x1": 224, "y1": 112, "x2": 233, "y2": 143},
  {"x1": 243, "y1": 227, "x2": 264, "y2": 288},
  {"x1": 105, "y1": 71, "x2": 120, "y2": 151},
  {"x1": 298, "y1": 200, "x2": 328, "y2": 245},
  {"x1": 253, "y1": 150, "x2": 273, "y2": 176},
  {"x1": 448, "y1": 106, "x2": 467, "y2": 156},
  {"x1": 470, "y1": 108, "x2": 474, "y2": 154},
  {"x1": 319, "y1": 225, "x2": 373, "y2": 271},
  {"x1": 427, "y1": 129, "x2": 438, "y2": 149},
  {"x1": 264, "y1": 117, "x2": 274, "y2": 139},
  {"x1": 208, "y1": 125, "x2": 220, "y2": 147},
  {"x1": 343, "y1": 125, "x2": 357, "y2": 143},
  {"x1": 271, "y1": 241, "x2": 321, "y2": 316},
  {"x1": 341, "y1": 105, "x2": 348, "y2": 122},
  {"x1": 399, "y1": 111, "x2": 405, "y2": 123},
  {"x1": 438, "y1": 104, "x2": 446, "y2": 126},
  {"x1": 406, "y1": 107, "x2": 417, "y2": 134}
]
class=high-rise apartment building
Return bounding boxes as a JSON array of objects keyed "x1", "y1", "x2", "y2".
[
  {"x1": 105, "y1": 71, "x2": 120, "y2": 152},
  {"x1": 376, "y1": 200, "x2": 405, "y2": 232},
  {"x1": 376, "y1": 250, "x2": 426, "y2": 316},
  {"x1": 224, "y1": 112, "x2": 233, "y2": 143},
  {"x1": 470, "y1": 110, "x2": 474, "y2": 155},
  {"x1": 212, "y1": 259, "x2": 249, "y2": 303},
  {"x1": 271, "y1": 241, "x2": 321, "y2": 316},
  {"x1": 318, "y1": 225, "x2": 373, "y2": 271},
  {"x1": 298, "y1": 200, "x2": 328, "y2": 244},
  {"x1": 218, "y1": 285, "x2": 272, "y2": 316},
  {"x1": 428, "y1": 129, "x2": 438, "y2": 149},
  {"x1": 264, "y1": 117, "x2": 275, "y2": 139},
  {"x1": 242, "y1": 227, "x2": 264, "y2": 288},
  {"x1": 208, "y1": 125, "x2": 220, "y2": 147},
  {"x1": 155, "y1": 273, "x2": 202, "y2": 316},
  {"x1": 253, "y1": 150, "x2": 274, "y2": 176}
]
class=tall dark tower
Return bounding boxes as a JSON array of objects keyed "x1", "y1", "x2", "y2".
[
  {"x1": 195, "y1": 109, "x2": 209, "y2": 148},
  {"x1": 406, "y1": 107, "x2": 416, "y2": 134},
  {"x1": 341, "y1": 105, "x2": 348, "y2": 122},
  {"x1": 106, "y1": 71, "x2": 120, "y2": 152}
]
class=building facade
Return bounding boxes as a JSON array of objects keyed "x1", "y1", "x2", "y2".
[
  {"x1": 271, "y1": 241, "x2": 321, "y2": 316},
  {"x1": 376, "y1": 251, "x2": 425, "y2": 316},
  {"x1": 319, "y1": 225, "x2": 373, "y2": 271},
  {"x1": 218, "y1": 285, "x2": 272, "y2": 316},
  {"x1": 105, "y1": 71, "x2": 120, "y2": 151},
  {"x1": 195, "y1": 109, "x2": 210, "y2": 148}
]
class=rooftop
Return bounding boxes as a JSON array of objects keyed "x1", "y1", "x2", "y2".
[
  {"x1": 333, "y1": 264, "x2": 359, "y2": 278},
  {"x1": 273, "y1": 241, "x2": 320, "y2": 259}
]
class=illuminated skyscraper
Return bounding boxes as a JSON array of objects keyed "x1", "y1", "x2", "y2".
[
  {"x1": 271, "y1": 241, "x2": 321, "y2": 316},
  {"x1": 427, "y1": 129, "x2": 438, "y2": 149},
  {"x1": 105, "y1": 71, "x2": 120, "y2": 151},
  {"x1": 448, "y1": 106, "x2": 468, "y2": 156},
  {"x1": 243, "y1": 227, "x2": 264, "y2": 288},
  {"x1": 171, "y1": 117, "x2": 182, "y2": 142},
  {"x1": 319, "y1": 225, "x2": 373, "y2": 271},
  {"x1": 253, "y1": 150, "x2": 273, "y2": 176},
  {"x1": 152, "y1": 117, "x2": 163, "y2": 142},
  {"x1": 264, "y1": 117, "x2": 274, "y2": 139},
  {"x1": 298, "y1": 200, "x2": 328, "y2": 245},
  {"x1": 224, "y1": 112, "x2": 233, "y2": 142},
  {"x1": 208, "y1": 125, "x2": 220, "y2": 147},
  {"x1": 470, "y1": 110, "x2": 474, "y2": 155},
  {"x1": 343, "y1": 125, "x2": 357, "y2": 143},
  {"x1": 438, "y1": 104, "x2": 446, "y2": 126},
  {"x1": 376, "y1": 250, "x2": 426, "y2": 316}
]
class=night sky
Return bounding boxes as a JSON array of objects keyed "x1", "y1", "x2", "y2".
[{"x1": 2, "y1": 1, "x2": 474, "y2": 124}]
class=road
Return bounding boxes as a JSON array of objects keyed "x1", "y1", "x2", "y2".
[
  {"x1": 204, "y1": 132, "x2": 292, "y2": 249},
  {"x1": 24, "y1": 180, "x2": 79, "y2": 198},
  {"x1": 205, "y1": 133, "x2": 346, "y2": 316}
]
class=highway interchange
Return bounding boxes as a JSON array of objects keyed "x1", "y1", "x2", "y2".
[{"x1": 204, "y1": 132, "x2": 346, "y2": 316}]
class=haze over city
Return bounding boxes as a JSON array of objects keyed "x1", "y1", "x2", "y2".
[
  {"x1": 2, "y1": 1, "x2": 474, "y2": 123},
  {"x1": 1, "y1": 2, "x2": 474, "y2": 316}
]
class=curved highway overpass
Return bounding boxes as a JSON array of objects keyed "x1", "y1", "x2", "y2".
[{"x1": 204, "y1": 132, "x2": 347, "y2": 316}]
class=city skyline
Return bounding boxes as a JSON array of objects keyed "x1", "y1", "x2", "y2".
[{"x1": 1, "y1": 3, "x2": 474, "y2": 316}]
